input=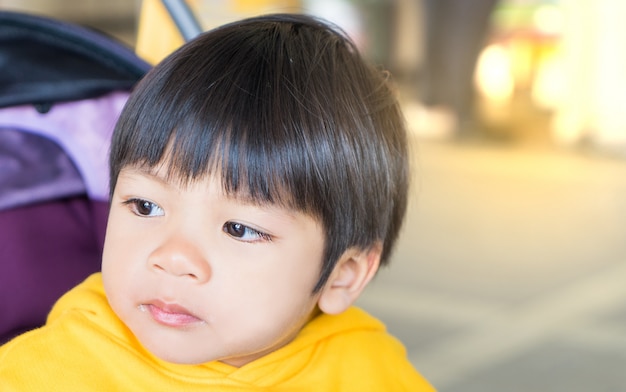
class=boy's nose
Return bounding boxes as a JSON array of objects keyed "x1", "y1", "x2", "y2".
[{"x1": 148, "y1": 236, "x2": 211, "y2": 283}]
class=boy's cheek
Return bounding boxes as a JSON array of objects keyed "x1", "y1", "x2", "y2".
[{"x1": 101, "y1": 217, "x2": 141, "y2": 272}]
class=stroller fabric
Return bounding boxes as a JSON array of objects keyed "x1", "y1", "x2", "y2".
[{"x1": 0, "y1": 10, "x2": 150, "y2": 343}]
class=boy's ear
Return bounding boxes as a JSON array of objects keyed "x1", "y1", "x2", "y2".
[{"x1": 317, "y1": 242, "x2": 382, "y2": 315}]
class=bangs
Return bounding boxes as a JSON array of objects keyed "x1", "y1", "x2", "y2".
[
  {"x1": 111, "y1": 28, "x2": 328, "y2": 214},
  {"x1": 163, "y1": 114, "x2": 309, "y2": 212}
]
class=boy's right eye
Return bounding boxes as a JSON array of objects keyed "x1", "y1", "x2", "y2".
[{"x1": 123, "y1": 198, "x2": 164, "y2": 217}]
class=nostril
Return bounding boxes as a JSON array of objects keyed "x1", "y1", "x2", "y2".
[
  {"x1": 152, "y1": 263, "x2": 200, "y2": 280},
  {"x1": 148, "y1": 244, "x2": 211, "y2": 283}
]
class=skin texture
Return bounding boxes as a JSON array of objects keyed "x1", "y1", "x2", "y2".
[{"x1": 102, "y1": 165, "x2": 327, "y2": 367}]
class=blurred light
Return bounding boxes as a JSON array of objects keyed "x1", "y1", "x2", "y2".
[
  {"x1": 532, "y1": 52, "x2": 565, "y2": 110},
  {"x1": 508, "y1": 39, "x2": 534, "y2": 89},
  {"x1": 475, "y1": 44, "x2": 515, "y2": 104},
  {"x1": 533, "y1": 4, "x2": 564, "y2": 35}
]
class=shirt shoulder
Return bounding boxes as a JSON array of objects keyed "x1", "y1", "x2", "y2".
[{"x1": 269, "y1": 307, "x2": 437, "y2": 391}]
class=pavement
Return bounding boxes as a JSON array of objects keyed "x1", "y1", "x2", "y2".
[{"x1": 357, "y1": 133, "x2": 626, "y2": 391}]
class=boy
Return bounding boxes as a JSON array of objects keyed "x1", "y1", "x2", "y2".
[{"x1": 0, "y1": 13, "x2": 434, "y2": 390}]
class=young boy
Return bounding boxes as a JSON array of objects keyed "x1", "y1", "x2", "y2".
[{"x1": 0, "y1": 13, "x2": 434, "y2": 390}]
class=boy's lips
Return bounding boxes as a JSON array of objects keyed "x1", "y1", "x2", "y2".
[{"x1": 142, "y1": 300, "x2": 204, "y2": 327}]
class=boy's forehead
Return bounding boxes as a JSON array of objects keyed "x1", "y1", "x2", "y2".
[
  {"x1": 120, "y1": 164, "x2": 223, "y2": 195},
  {"x1": 120, "y1": 164, "x2": 170, "y2": 185}
]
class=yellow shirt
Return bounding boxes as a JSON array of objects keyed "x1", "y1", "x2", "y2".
[{"x1": 0, "y1": 274, "x2": 435, "y2": 391}]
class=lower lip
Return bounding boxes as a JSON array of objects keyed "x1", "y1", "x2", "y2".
[{"x1": 144, "y1": 304, "x2": 204, "y2": 328}]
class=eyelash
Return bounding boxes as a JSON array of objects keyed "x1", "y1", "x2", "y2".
[
  {"x1": 122, "y1": 198, "x2": 164, "y2": 217},
  {"x1": 223, "y1": 221, "x2": 273, "y2": 243}
]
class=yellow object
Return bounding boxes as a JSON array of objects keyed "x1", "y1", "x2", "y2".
[
  {"x1": 0, "y1": 273, "x2": 434, "y2": 391},
  {"x1": 136, "y1": 0, "x2": 301, "y2": 65},
  {"x1": 232, "y1": 0, "x2": 300, "y2": 13},
  {"x1": 136, "y1": 0, "x2": 191, "y2": 64}
]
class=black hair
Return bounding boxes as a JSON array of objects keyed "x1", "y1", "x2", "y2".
[{"x1": 109, "y1": 13, "x2": 409, "y2": 292}]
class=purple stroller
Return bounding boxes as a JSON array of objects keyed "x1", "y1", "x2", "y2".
[{"x1": 0, "y1": 10, "x2": 151, "y2": 343}]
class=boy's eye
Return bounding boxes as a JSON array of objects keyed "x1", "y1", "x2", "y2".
[
  {"x1": 124, "y1": 198, "x2": 164, "y2": 217},
  {"x1": 223, "y1": 222, "x2": 271, "y2": 242}
]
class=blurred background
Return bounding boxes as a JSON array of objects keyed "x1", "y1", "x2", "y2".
[{"x1": 3, "y1": 0, "x2": 626, "y2": 390}]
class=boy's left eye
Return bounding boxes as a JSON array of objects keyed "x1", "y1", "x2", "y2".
[
  {"x1": 124, "y1": 198, "x2": 164, "y2": 217},
  {"x1": 223, "y1": 222, "x2": 271, "y2": 242}
]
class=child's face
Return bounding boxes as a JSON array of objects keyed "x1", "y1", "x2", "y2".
[{"x1": 101, "y1": 165, "x2": 326, "y2": 367}]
